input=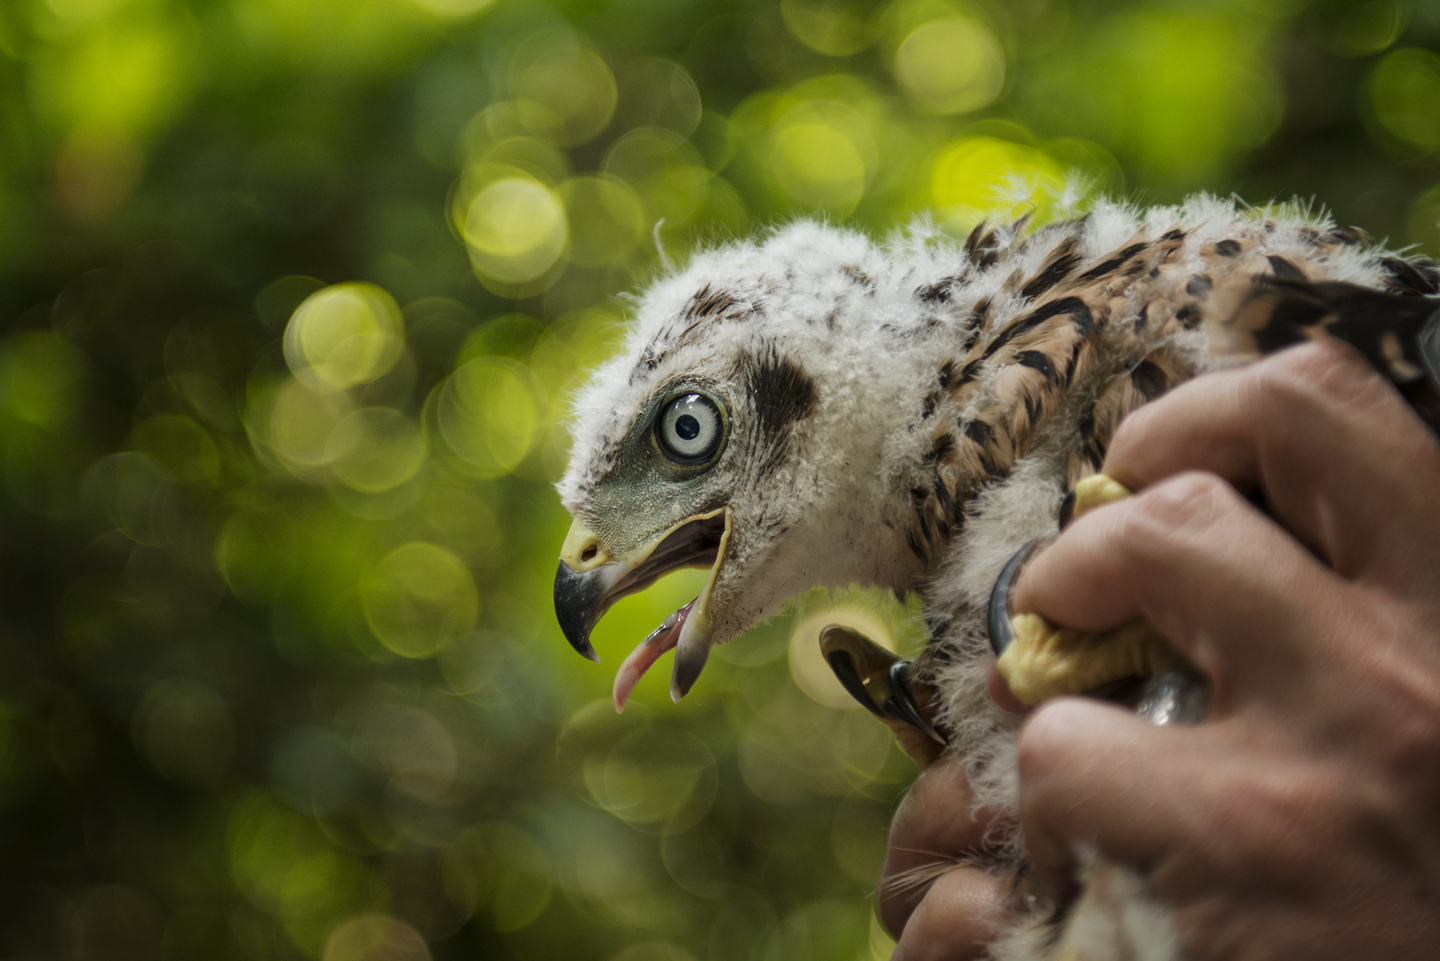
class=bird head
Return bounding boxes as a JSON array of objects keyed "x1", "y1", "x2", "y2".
[{"x1": 554, "y1": 223, "x2": 931, "y2": 709}]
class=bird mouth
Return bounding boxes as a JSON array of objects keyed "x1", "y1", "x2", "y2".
[{"x1": 554, "y1": 507, "x2": 732, "y2": 711}]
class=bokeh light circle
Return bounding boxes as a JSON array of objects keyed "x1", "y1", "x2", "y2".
[
  {"x1": 617, "y1": 59, "x2": 703, "y2": 137},
  {"x1": 269, "y1": 379, "x2": 354, "y2": 469},
  {"x1": 132, "y1": 677, "x2": 236, "y2": 788},
  {"x1": 509, "y1": 37, "x2": 618, "y2": 146},
  {"x1": 437, "y1": 357, "x2": 542, "y2": 477},
  {"x1": 610, "y1": 944, "x2": 699, "y2": 961},
  {"x1": 322, "y1": 914, "x2": 430, "y2": 961},
  {"x1": 559, "y1": 174, "x2": 646, "y2": 268},
  {"x1": 788, "y1": 605, "x2": 896, "y2": 710},
  {"x1": 930, "y1": 135, "x2": 1065, "y2": 227},
  {"x1": 1370, "y1": 48, "x2": 1440, "y2": 152},
  {"x1": 408, "y1": 0, "x2": 493, "y2": 17},
  {"x1": 780, "y1": 0, "x2": 874, "y2": 57},
  {"x1": 893, "y1": 16, "x2": 1005, "y2": 115},
  {"x1": 0, "y1": 330, "x2": 86, "y2": 426},
  {"x1": 360, "y1": 542, "x2": 478, "y2": 658},
  {"x1": 462, "y1": 177, "x2": 568, "y2": 288},
  {"x1": 325, "y1": 407, "x2": 427, "y2": 493},
  {"x1": 441, "y1": 822, "x2": 554, "y2": 930},
  {"x1": 351, "y1": 704, "x2": 457, "y2": 801},
  {"x1": 1407, "y1": 184, "x2": 1440, "y2": 252},
  {"x1": 588, "y1": 726, "x2": 717, "y2": 829},
  {"x1": 283, "y1": 283, "x2": 404, "y2": 393},
  {"x1": 771, "y1": 121, "x2": 868, "y2": 211}
]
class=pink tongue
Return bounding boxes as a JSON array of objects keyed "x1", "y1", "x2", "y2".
[{"x1": 613, "y1": 600, "x2": 695, "y2": 713}]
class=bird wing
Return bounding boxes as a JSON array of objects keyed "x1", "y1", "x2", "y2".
[{"x1": 837, "y1": 213, "x2": 1440, "y2": 743}]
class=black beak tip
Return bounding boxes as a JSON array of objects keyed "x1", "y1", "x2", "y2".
[
  {"x1": 671, "y1": 642, "x2": 708, "y2": 701},
  {"x1": 554, "y1": 561, "x2": 601, "y2": 662}
]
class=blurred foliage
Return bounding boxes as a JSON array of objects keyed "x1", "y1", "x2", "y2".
[{"x1": 0, "y1": 0, "x2": 1437, "y2": 957}]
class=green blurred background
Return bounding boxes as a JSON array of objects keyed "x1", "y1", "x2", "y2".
[{"x1": 0, "y1": 0, "x2": 1438, "y2": 957}]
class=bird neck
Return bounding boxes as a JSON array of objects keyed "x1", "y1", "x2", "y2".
[{"x1": 799, "y1": 324, "x2": 950, "y2": 595}]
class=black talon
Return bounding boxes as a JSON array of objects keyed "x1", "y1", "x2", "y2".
[
  {"x1": 1058, "y1": 489, "x2": 1077, "y2": 530},
  {"x1": 988, "y1": 535, "x2": 1050, "y2": 657},
  {"x1": 825, "y1": 648, "x2": 887, "y2": 719},
  {"x1": 821, "y1": 626, "x2": 945, "y2": 743},
  {"x1": 885, "y1": 660, "x2": 945, "y2": 744}
]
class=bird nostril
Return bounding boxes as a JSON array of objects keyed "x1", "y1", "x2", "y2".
[{"x1": 580, "y1": 544, "x2": 598, "y2": 563}]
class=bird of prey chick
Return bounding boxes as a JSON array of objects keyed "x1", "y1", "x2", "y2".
[{"x1": 553, "y1": 195, "x2": 1440, "y2": 960}]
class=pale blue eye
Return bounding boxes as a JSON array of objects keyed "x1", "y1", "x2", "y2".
[{"x1": 658, "y1": 393, "x2": 723, "y2": 463}]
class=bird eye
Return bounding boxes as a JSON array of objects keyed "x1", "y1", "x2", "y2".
[{"x1": 657, "y1": 393, "x2": 724, "y2": 465}]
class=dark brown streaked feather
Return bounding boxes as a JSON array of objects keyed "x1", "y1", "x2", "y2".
[{"x1": 897, "y1": 218, "x2": 1440, "y2": 566}]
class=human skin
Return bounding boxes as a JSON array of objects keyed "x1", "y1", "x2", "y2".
[{"x1": 879, "y1": 342, "x2": 1440, "y2": 960}]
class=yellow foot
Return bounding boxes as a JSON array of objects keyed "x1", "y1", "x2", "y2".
[{"x1": 996, "y1": 475, "x2": 1180, "y2": 706}]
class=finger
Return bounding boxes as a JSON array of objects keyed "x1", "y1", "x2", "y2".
[
  {"x1": 987, "y1": 662, "x2": 1028, "y2": 715},
  {"x1": 890, "y1": 866, "x2": 1006, "y2": 961},
  {"x1": 1011, "y1": 470, "x2": 1354, "y2": 696},
  {"x1": 880, "y1": 751, "x2": 1003, "y2": 936},
  {"x1": 1103, "y1": 342, "x2": 1440, "y2": 583},
  {"x1": 1018, "y1": 699, "x2": 1193, "y2": 902},
  {"x1": 1019, "y1": 698, "x2": 1345, "y2": 907}
]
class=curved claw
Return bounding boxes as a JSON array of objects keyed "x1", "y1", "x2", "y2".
[
  {"x1": 820, "y1": 625, "x2": 901, "y2": 718},
  {"x1": 823, "y1": 645, "x2": 889, "y2": 720},
  {"x1": 819, "y1": 625, "x2": 946, "y2": 748},
  {"x1": 989, "y1": 476, "x2": 1132, "y2": 658},
  {"x1": 987, "y1": 535, "x2": 1051, "y2": 657},
  {"x1": 885, "y1": 660, "x2": 944, "y2": 745}
]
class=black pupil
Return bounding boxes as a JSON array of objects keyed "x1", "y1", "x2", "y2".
[{"x1": 675, "y1": 414, "x2": 701, "y2": 441}]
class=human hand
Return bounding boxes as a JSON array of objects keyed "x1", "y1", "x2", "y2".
[
  {"x1": 1013, "y1": 342, "x2": 1440, "y2": 958},
  {"x1": 878, "y1": 749, "x2": 1008, "y2": 961}
]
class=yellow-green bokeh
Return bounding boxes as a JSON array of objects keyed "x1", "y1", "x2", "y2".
[
  {"x1": 437, "y1": 357, "x2": 543, "y2": 477},
  {"x1": 284, "y1": 283, "x2": 405, "y2": 393},
  {"x1": 360, "y1": 542, "x2": 479, "y2": 658},
  {"x1": 1370, "y1": 48, "x2": 1440, "y2": 152},
  {"x1": 1, "y1": 0, "x2": 1430, "y2": 958},
  {"x1": 893, "y1": 16, "x2": 1005, "y2": 115}
]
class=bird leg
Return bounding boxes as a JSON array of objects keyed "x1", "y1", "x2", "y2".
[
  {"x1": 992, "y1": 475, "x2": 1188, "y2": 707},
  {"x1": 822, "y1": 472, "x2": 1202, "y2": 770}
]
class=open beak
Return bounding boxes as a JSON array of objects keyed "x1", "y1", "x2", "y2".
[{"x1": 554, "y1": 507, "x2": 733, "y2": 710}]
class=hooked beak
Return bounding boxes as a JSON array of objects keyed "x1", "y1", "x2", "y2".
[{"x1": 554, "y1": 507, "x2": 733, "y2": 710}]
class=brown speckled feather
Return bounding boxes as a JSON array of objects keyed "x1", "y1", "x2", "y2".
[{"x1": 898, "y1": 215, "x2": 1439, "y2": 571}]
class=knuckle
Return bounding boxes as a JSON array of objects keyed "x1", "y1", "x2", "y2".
[
  {"x1": 1209, "y1": 762, "x2": 1349, "y2": 880},
  {"x1": 1252, "y1": 342, "x2": 1377, "y2": 418},
  {"x1": 1360, "y1": 651, "x2": 1440, "y2": 778},
  {"x1": 1016, "y1": 701, "x2": 1082, "y2": 789},
  {"x1": 1124, "y1": 472, "x2": 1236, "y2": 543}
]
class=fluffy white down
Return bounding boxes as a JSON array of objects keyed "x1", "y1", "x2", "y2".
[
  {"x1": 563, "y1": 193, "x2": 1391, "y2": 511},
  {"x1": 557, "y1": 195, "x2": 1403, "y2": 930}
]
